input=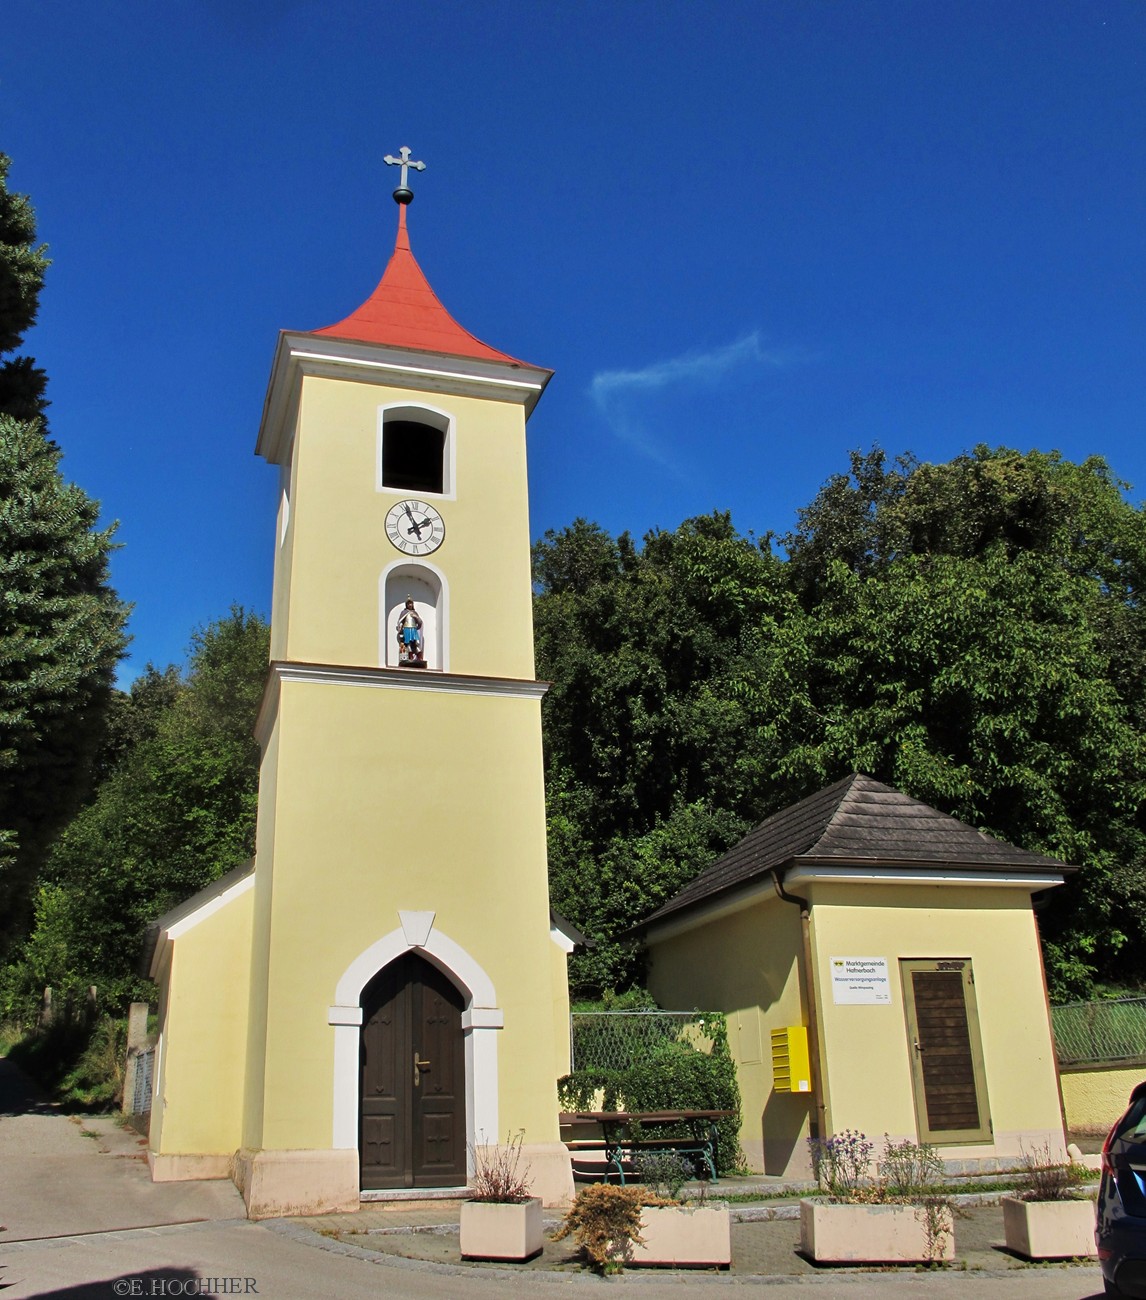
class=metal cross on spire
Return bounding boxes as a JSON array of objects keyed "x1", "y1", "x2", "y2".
[{"x1": 384, "y1": 146, "x2": 426, "y2": 205}]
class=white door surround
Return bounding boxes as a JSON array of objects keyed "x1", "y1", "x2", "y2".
[{"x1": 328, "y1": 915, "x2": 503, "y2": 1156}]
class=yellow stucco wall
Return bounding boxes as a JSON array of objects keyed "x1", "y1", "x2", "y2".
[
  {"x1": 157, "y1": 345, "x2": 569, "y2": 1191},
  {"x1": 551, "y1": 939, "x2": 572, "y2": 1080},
  {"x1": 646, "y1": 881, "x2": 1067, "y2": 1175},
  {"x1": 1061, "y1": 1064, "x2": 1145, "y2": 1134},
  {"x1": 806, "y1": 882, "x2": 1065, "y2": 1160},
  {"x1": 646, "y1": 894, "x2": 811, "y2": 1177},
  {"x1": 243, "y1": 677, "x2": 561, "y2": 1152},
  {"x1": 242, "y1": 715, "x2": 280, "y2": 1148},
  {"x1": 152, "y1": 884, "x2": 253, "y2": 1156},
  {"x1": 274, "y1": 378, "x2": 535, "y2": 679}
]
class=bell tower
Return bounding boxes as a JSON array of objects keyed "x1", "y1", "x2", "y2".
[{"x1": 233, "y1": 154, "x2": 573, "y2": 1214}]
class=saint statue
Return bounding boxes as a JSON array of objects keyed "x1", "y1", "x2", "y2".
[{"x1": 395, "y1": 596, "x2": 425, "y2": 666}]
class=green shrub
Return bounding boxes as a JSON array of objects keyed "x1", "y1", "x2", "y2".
[{"x1": 558, "y1": 1012, "x2": 744, "y2": 1174}]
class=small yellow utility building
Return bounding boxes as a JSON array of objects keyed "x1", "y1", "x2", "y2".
[{"x1": 640, "y1": 773, "x2": 1071, "y2": 1180}]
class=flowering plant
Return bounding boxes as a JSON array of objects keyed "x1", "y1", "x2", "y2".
[{"x1": 808, "y1": 1129, "x2": 874, "y2": 1199}]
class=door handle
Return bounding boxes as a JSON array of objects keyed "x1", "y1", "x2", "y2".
[
  {"x1": 913, "y1": 1039, "x2": 924, "y2": 1054},
  {"x1": 414, "y1": 1053, "x2": 431, "y2": 1087}
]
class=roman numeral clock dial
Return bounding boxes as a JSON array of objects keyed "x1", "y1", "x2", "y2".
[{"x1": 385, "y1": 499, "x2": 445, "y2": 556}]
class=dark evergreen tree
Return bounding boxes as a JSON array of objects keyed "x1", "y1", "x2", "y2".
[
  {"x1": 0, "y1": 156, "x2": 128, "y2": 949},
  {"x1": 0, "y1": 154, "x2": 50, "y2": 423}
]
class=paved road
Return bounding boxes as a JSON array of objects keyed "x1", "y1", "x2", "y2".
[
  {"x1": 0, "y1": 1061, "x2": 243, "y2": 1243},
  {"x1": 0, "y1": 1222, "x2": 1109, "y2": 1300},
  {"x1": 0, "y1": 1059, "x2": 1107, "y2": 1299}
]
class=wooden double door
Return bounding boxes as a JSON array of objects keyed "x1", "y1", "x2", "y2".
[{"x1": 359, "y1": 952, "x2": 467, "y2": 1188}]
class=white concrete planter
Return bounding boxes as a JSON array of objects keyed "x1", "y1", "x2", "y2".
[
  {"x1": 1001, "y1": 1195, "x2": 1097, "y2": 1260},
  {"x1": 459, "y1": 1197, "x2": 544, "y2": 1261},
  {"x1": 613, "y1": 1204, "x2": 732, "y2": 1268},
  {"x1": 800, "y1": 1199, "x2": 955, "y2": 1263}
]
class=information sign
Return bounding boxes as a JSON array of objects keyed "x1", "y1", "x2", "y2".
[{"x1": 830, "y1": 956, "x2": 891, "y2": 1005}]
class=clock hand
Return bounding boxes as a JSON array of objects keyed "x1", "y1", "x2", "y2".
[{"x1": 402, "y1": 504, "x2": 427, "y2": 538}]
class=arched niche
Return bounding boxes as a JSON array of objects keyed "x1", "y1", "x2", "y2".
[{"x1": 381, "y1": 562, "x2": 448, "y2": 671}]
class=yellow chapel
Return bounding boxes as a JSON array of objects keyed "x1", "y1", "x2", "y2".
[{"x1": 144, "y1": 153, "x2": 576, "y2": 1217}]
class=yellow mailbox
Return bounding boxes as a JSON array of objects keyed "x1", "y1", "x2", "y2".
[{"x1": 771, "y1": 1025, "x2": 812, "y2": 1093}]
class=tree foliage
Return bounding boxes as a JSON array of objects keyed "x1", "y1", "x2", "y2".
[
  {"x1": 0, "y1": 153, "x2": 49, "y2": 422},
  {"x1": 536, "y1": 449, "x2": 1146, "y2": 998},
  {"x1": 535, "y1": 513, "x2": 800, "y2": 989},
  {"x1": 1, "y1": 610, "x2": 269, "y2": 1015},
  {"x1": 0, "y1": 157, "x2": 128, "y2": 946}
]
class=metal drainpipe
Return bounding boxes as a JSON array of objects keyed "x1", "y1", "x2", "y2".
[{"x1": 773, "y1": 867, "x2": 827, "y2": 1140}]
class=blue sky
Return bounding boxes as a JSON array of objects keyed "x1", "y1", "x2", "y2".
[{"x1": 3, "y1": 0, "x2": 1144, "y2": 680}]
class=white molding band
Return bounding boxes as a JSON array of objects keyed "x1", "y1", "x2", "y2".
[
  {"x1": 330, "y1": 920, "x2": 502, "y2": 1152},
  {"x1": 461, "y1": 1008, "x2": 505, "y2": 1031},
  {"x1": 643, "y1": 863, "x2": 1066, "y2": 946},
  {"x1": 256, "y1": 660, "x2": 548, "y2": 749},
  {"x1": 549, "y1": 923, "x2": 576, "y2": 955},
  {"x1": 164, "y1": 873, "x2": 255, "y2": 942},
  {"x1": 256, "y1": 332, "x2": 552, "y2": 466},
  {"x1": 782, "y1": 864, "x2": 1067, "y2": 890}
]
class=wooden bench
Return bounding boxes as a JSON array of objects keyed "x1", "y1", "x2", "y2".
[{"x1": 560, "y1": 1110, "x2": 734, "y2": 1186}]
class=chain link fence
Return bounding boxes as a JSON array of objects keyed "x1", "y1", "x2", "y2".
[
  {"x1": 1052, "y1": 996, "x2": 1146, "y2": 1066},
  {"x1": 570, "y1": 1011, "x2": 714, "y2": 1072},
  {"x1": 131, "y1": 1046, "x2": 155, "y2": 1115}
]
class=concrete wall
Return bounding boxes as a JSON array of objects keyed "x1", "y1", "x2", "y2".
[
  {"x1": 1061, "y1": 1062, "x2": 1145, "y2": 1135},
  {"x1": 242, "y1": 676, "x2": 561, "y2": 1155}
]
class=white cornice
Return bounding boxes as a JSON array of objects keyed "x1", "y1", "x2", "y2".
[
  {"x1": 256, "y1": 660, "x2": 549, "y2": 748},
  {"x1": 256, "y1": 332, "x2": 552, "y2": 465},
  {"x1": 149, "y1": 871, "x2": 255, "y2": 979},
  {"x1": 642, "y1": 879, "x2": 778, "y2": 945},
  {"x1": 783, "y1": 863, "x2": 1066, "y2": 891},
  {"x1": 641, "y1": 860, "x2": 1065, "y2": 947}
]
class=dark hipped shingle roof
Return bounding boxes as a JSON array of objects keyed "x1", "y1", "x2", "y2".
[{"x1": 640, "y1": 773, "x2": 1070, "y2": 931}]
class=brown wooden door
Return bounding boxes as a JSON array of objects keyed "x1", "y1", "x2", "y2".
[
  {"x1": 359, "y1": 953, "x2": 466, "y2": 1188},
  {"x1": 900, "y1": 959, "x2": 992, "y2": 1145}
]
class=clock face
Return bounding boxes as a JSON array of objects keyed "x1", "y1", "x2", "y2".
[{"x1": 385, "y1": 499, "x2": 446, "y2": 556}]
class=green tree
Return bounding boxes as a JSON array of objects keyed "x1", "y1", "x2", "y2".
[
  {"x1": 537, "y1": 449, "x2": 1146, "y2": 998},
  {"x1": 1, "y1": 610, "x2": 268, "y2": 1014},
  {"x1": 783, "y1": 447, "x2": 1146, "y2": 994},
  {"x1": 534, "y1": 514, "x2": 797, "y2": 990},
  {"x1": 0, "y1": 155, "x2": 127, "y2": 949},
  {"x1": 0, "y1": 153, "x2": 49, "y2": 422},
  {"x1": 0, "y1": 415, "x2": 128, "y2": 947}
]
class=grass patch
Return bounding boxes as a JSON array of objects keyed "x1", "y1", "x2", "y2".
[{"x1": 3, "y1": 1015, "x2": 126, "y2": 1111}]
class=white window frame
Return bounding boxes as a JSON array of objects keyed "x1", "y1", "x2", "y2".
[{"x1": 377, "y1": 402, "x2": 456, "y2": 501}]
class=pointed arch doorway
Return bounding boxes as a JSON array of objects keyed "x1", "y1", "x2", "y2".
[{"x1": 359, "y1": 952, "x2": 467, "y2": 1188}]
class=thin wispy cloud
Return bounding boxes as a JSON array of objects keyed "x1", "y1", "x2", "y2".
[{"x1": 589, "y1": 332, "x2": 798, "y2": 475}]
